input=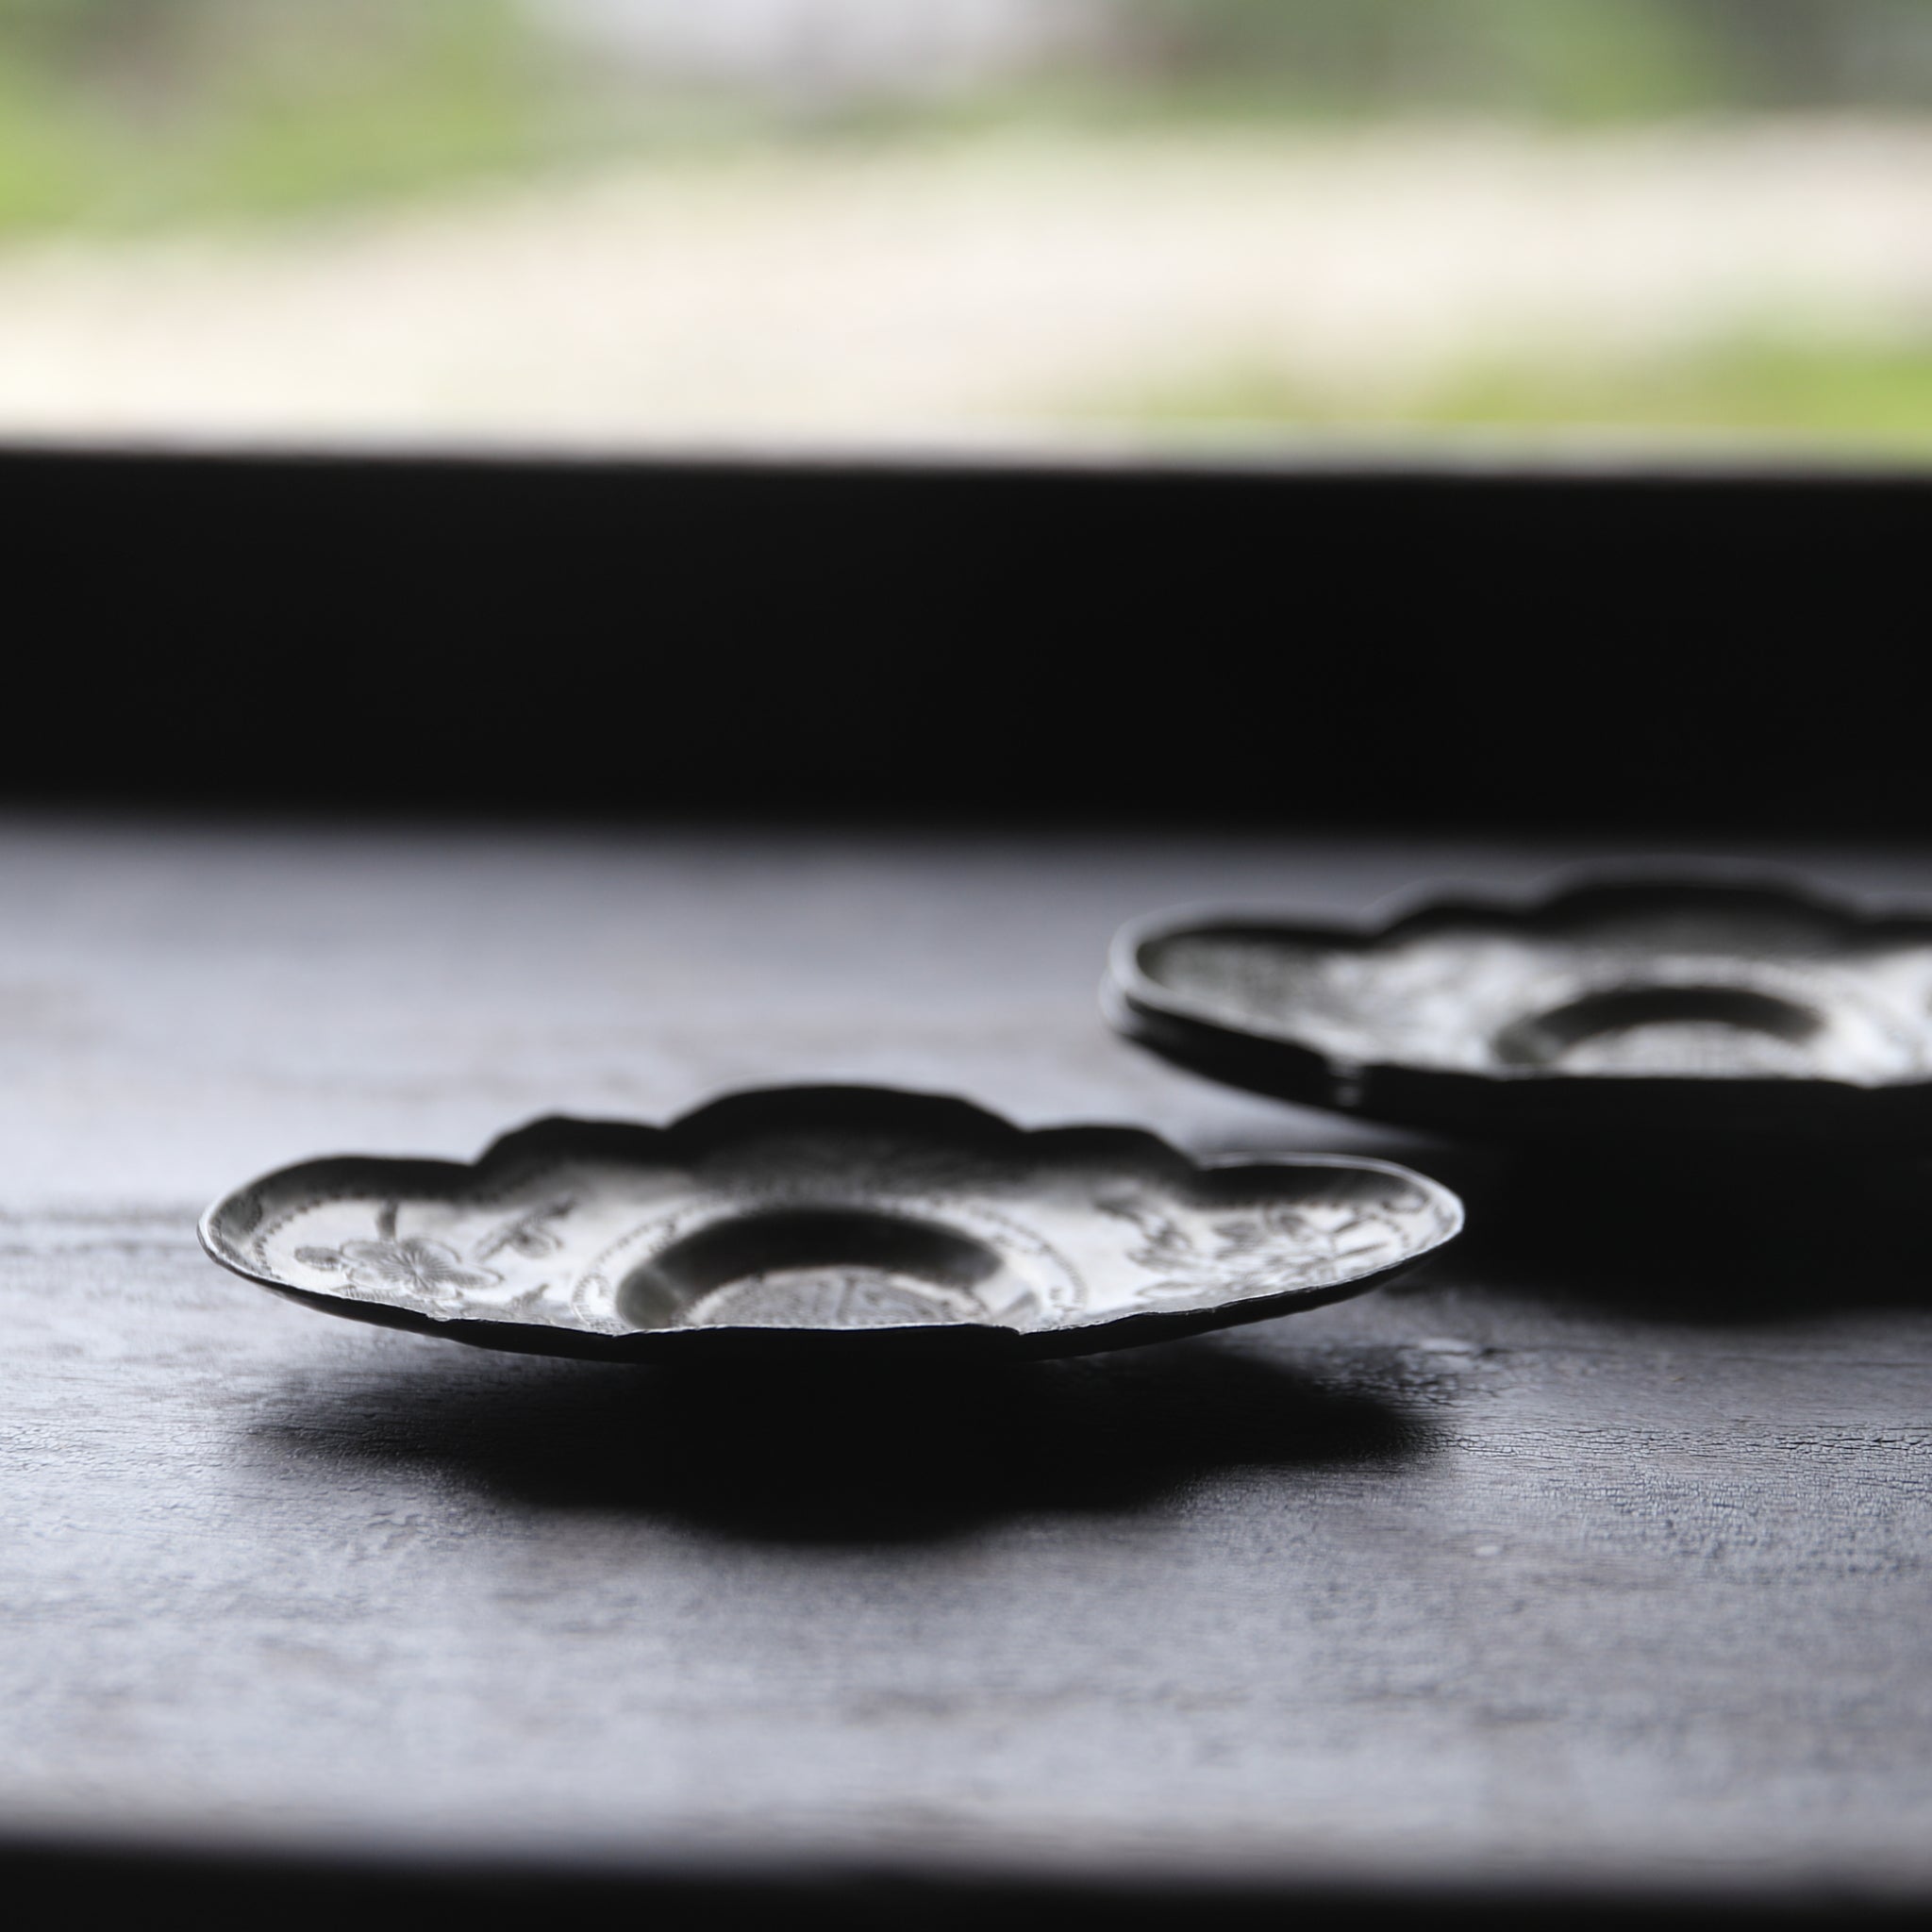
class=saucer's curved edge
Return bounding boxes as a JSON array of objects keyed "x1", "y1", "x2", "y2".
[
  {"x1": 197, "y1": 1088, "x2": 1464, "y2": 1360},
  {"x1": 1116, "y1": 868, "x2": 1932, "y2": 974},
  {"x1": 1101, "y1": 966, "x2": 1358, "y2": 1119},
  {"x1": 203, "y1": 1171, "x2": 1457, "y2": 1366},
  {"x1": 1104, "y1": 874, "x2": 1932, "y2": 1141}
]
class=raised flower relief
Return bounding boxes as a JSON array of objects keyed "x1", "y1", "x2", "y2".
[
  {"x1": 471, "y1": 1198, "x2": 575, "y2": 1261},
  {"x1": 286, "y1": 1197, "x2": 563, "y2": 1318},
  {"x1": 1104, "y1": 1190, "x2": 1427, "y2": 1303},
  {"x1": 295, "y1": 1234, "x2": 504, "y2": 1312}
]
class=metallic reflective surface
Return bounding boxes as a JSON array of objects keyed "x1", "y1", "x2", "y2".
[
  {"x1": 1108, "y1": 875, "x2": 1932, "y2": 1142},
  {"x1": 200, "y1": 1087, "x2": 1462, "y2": 1360}
]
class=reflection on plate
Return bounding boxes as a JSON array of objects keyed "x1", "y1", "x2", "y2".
[{"x1": 199, "y1": 1087, "x2": 1462, "y2": 1361}]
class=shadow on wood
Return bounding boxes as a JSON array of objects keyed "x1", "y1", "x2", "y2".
[
  {"x1": 253, "y1": 1338, "x2": 1434, "y2": 1545},
  {"x1": 1447, "y1": 1147, "x2": 1932, "y2": 1324}
]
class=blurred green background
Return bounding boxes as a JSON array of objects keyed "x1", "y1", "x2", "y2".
[
  {"x1": 3, "y1": 1, "x2": 1930, "y2": 450},
  {"x1": 5, "y1": 2, "x2": 1931, "y2": 230}
]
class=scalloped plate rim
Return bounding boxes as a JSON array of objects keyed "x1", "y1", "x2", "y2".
[
  {"x1": 1106, "y1": 870, "x2": 1932, "y2": 1135},
  {"x1": 198, "y1": 1085, "x2": 1465, "y2": 1361}
]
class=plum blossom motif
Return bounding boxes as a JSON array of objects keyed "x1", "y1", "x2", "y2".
[
  {"x1": 1101, "y1": 1191, "x2": 1421, "y2": 1300},
  {"x1": 295, "y1": 1236, "x2": 502, "y2": 1308}
]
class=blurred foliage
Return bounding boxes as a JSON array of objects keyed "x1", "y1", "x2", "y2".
[
  {"x1": 0, "y1": 2, "x2": 598, "y2": 230},
  {"x1": 0, "y1": 1, "x2": 1928, "y2": 232},
  {"x1": 1108, "y1": 2, "x2": 1932, "y2": 117},
  {"x1": 1094, "y1": 331, "x2": 1932, "y2": 452},
  {"x1": 3, "y1": 5, "x2": 1928, "y2": 451}
]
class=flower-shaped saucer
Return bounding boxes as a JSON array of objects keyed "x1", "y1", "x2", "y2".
[
  {"x1": 199, "y1": 1087, "x2": 1462, "y2": 1361},
  {"x1": 1107, "y1": 875, "x2": 1932, "y2": 1144}
]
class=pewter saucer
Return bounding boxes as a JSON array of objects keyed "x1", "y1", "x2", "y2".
[
  {"x1": 1107, "y1": 875, "x2": 1932, "y2": 1143},
  {"x1": 198, "y1": 1088, "x2": 1461, "y2": 1360}
]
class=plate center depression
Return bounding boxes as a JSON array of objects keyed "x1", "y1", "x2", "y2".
[
  {"x1": 1494, "y1": 982, "x2": 1826, "y2": 1074},
  {"x1": 617, "y1": 1207, "x2": 1021, "y2": 1332}
]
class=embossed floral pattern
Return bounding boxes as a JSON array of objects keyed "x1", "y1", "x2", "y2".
[
  {"x1": 295, "y1": 1237, "x2": 503, "y2": 1306},
  {"x1": 1101, "y1": 1188, "x2": 1428, "y2": 1302},
  {"x1": 204, "y1": 1091, "x2": 1462, "y2": 1358},
  {"x1": 471, "y1": 1198, "x2": 575, "y2": 1262}
]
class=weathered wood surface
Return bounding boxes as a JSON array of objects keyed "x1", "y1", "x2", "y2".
[{"x1": 2, "y1": 822, "x2": 1928, "y2": 1910}]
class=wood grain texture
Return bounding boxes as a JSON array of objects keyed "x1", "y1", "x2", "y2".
[{"x1": 2, "y1": 821, "x2": 1928, "y2": 1912}]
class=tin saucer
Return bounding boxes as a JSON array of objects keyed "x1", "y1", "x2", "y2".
[
  {"x1": 1107, "y1": 874, "x2": 1932, "y2": 1143},
  {"x1": 199, "y1": 1087, "x2": 1461, "y2": 1361}
]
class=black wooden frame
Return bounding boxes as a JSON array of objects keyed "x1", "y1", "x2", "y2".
[{"x1": 8, "y1": 442, "x2": 1924, "y2": 828}]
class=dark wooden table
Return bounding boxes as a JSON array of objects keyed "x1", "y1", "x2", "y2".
[{"x1": 4, "y1": 820, "x2": 1928, "y2": 1922}]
